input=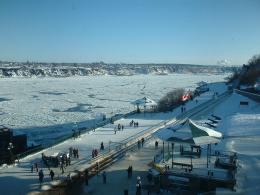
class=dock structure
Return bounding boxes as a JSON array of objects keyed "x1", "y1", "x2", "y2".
[{"x1": 149, "y1": 145, "x2": 237, "y2": 193}]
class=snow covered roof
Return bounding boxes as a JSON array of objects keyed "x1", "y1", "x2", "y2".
[
  {"x1": 189, "y1": 119, "x2": 222, "y2": 139},
  {"x1": 131, "y1": 97, "x2": 157, "y2": 107},
  {"x1": 154, "y1": 119, "x2": 222, "y2": 146}
]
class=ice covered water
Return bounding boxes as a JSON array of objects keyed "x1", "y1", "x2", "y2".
[{"x1": 0, "y1": 74, "x2": 227, "y2": 144}]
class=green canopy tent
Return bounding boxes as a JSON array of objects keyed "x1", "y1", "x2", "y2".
[{"x1": 154, "y1": 119, "x2": 223, "y2": 168}]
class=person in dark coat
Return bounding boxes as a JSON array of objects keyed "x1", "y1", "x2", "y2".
[
  {"x1": 127, "y1": 166, "x2": 131, "y2": 178},
  {"x1": 127, "y1": 166, "x2": 133, "y2": 178},
  {"x1": 141, "y1": 138, "x2": 144, "y2": 147},
  {"x1": 39, "y1": 169, "x2": 44, "y2": 184},
  {"x1": 100, "y1": 142, "x2": 104, "y2": 150},
  {"x1": 155, "y1": 141, "x2": 159, "y2": 149},
  {"x1": 50, "y1": 169, "x2": 54, "y2": 181},
  {"x1": 137, "y1": 140, "x2": 141, "y2": 149}
]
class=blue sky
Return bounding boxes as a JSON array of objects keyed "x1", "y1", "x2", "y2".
[{"x1": 0, "y1": 0, "x2": 259, "y2": 65}]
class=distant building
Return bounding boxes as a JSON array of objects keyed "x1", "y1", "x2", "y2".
[
  {"x1": 195, "y1": 81, "x2": 209, "y2": 94},
  {"x1": 0, "y1": 126, "x2": 27, "y2": 164}
]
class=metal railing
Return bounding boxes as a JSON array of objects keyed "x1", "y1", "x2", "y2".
[{"x1": 15, "y1": 111, "x2": 137, "y2": 161}]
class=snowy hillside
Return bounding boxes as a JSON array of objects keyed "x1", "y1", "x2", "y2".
[{"x1": 0, "y1": 61, "x2": 234, "y2": 77}]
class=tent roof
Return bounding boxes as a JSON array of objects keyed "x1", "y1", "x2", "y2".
[
  {"x1": 154, "y1": 119, "x2": 222, "y2": 146},
  {"x1": 189, "y1": 119, "x2": 222, "y2": 139},
  {"x1": 131, "y1": 97, "x2": 157, "y2": 107}
]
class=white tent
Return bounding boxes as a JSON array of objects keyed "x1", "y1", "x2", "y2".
[
  {"x1": 154, "y1": 119, "x2": 222, "y2": 146},
  {"x1": 131, "y1": 97, "x2": 157, "y2": 107},
  {"x1": 131, "y1": 97, "x2": 157, "y2": 112}
]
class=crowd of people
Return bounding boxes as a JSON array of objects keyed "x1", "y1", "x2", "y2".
[
  {"x1": 69, "y1": 147, "x2": 79, "y2": 159},
  {"x1": 130, "y1": 120, "x2": 139, "y2": 127},
  {"x1": 114, "y1": 123, "x2": 124, "y2": 134},
  {"x1": 72, "y1": 129, "x2": 81, "y2": 139},
  {"x1": 92, "y1": 149, "x2": 99, "y2": 158},
  {"x1": 31, "y1": 118, "x2": 147, "y2": 189}
]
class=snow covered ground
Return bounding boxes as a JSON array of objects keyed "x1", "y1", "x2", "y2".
[
  {"x1": 0, "y1": 81, "x2": 227, "y2": 195},
  {"x1": 207, "y1": 92, "x2": 260, "y2": 194},
  {"x1": 174, "y1": 92, "x2": 260, "y2": 194},
  {"x1": 0, "y1": 73, "x2": 227, "y2": 145},
  {"x1": 0, "y1": 73, "x2": 259, "y2": 194}
]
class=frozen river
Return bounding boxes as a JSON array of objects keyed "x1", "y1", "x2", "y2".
[{"x1": 0, "y1": 73, "x2": 227, "y2": 144}]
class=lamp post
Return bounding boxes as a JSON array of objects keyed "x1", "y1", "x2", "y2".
[
  {"x1": 109, "y1": 140, "x2": 111, "y2": 152},
  {"x1": 171, "y1": 143, "x2": 174, "y2": 168},
  {"x1": 207, "y1": 144, "x2": 209, "y2": 168},
  {"x1": 162, "y1": 141, "x2": 165, "y2": 162}
]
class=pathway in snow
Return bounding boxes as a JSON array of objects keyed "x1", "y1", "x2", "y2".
[
  {"x1": 0, "y1": 82, "x2": 228, "y2": 195},
  {"x1": 79, "y1": 137, "x2": 163, "y2": 195}
]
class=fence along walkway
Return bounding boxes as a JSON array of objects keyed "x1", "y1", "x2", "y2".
[{"x1": 42, "y1": 90, "x2": 232, "y2": 193}]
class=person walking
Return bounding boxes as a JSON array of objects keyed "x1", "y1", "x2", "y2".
[
  {"x1": 127, "y1": 166, "x2": 131, "y2": 178},
  {"x1": 102, "y1": 171, "x2": 107, "y2": 184},
  {"x1": 100, "y1": 142, "x2": 104, "y2": 150},
  {"x1": 127, "y1": 165, "x2": 133, "y2": 178},
  {"x1": 137, "y1": 140, "x2": 141, "y2": 149},
  {"x1": 50, "y1": 169, "x2": 55, "y2": 181},
  {"x1": 141, "y1": 138, "x2": 144, "y2": 147},
  {"x1": 130, "y1": 166, "x2": 133, "y2": 178},
  {"x1": 39, "y1": 169, "x2": 44, "y2": 185},
  {"x1": 155, "y1": 141, "x2": 158, "y2": 149},
  {"x1": 31, "y1": 164, "x2": 34, "y2": 173}
]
